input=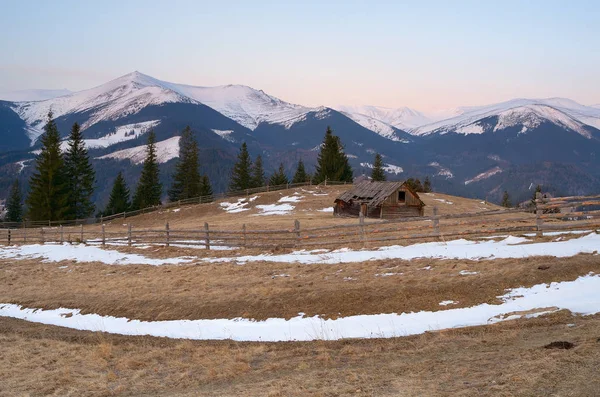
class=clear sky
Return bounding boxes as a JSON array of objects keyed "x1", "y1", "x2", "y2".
[{"x1": 1, "y1": 0, "x2": 599, "y2": 111}]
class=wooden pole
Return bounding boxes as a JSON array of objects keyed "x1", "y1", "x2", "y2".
[
  {"x1": 165, "y1": 222, "x2": 170, "y2": 247},
  {"x1": 80, "y1": 224, "x2": 84, "y2": 243},
  {"x1": 23, "y1": 227, "x2": 27, "y2": 244},
  {"x1": 535, "y1": 192, "x2": 544, "y2": 237},
  {"x1": 204, "y1": 222, "x2": 210, "y2": 250},
  {"x1": 7, "y1": 229, "x2": 10, "y2": 245},
  {"x1": 294, "y1": 220, "x2": 301, "y2": 247},
  {"x1": 60, "y1": 225, "x2": 64, "y2": 244},
  {"x1": 40, "y1": 228, "x2": 44, "y2": 244},
  {"x1": 102, "y1": 224, "x2": 106, "y2": 246},
  {"x1": 433, "y1": 206, "x2": 440, "y2": 237},
  {"x1": 128, "y1": 224, "x2": 132, "y2": 246},
  {"x1": 242, "y1": 224, "x2": 247, "y2": 248},
  {"x1": 359, "y1": 209, "x2": 366, "y2": 247}
]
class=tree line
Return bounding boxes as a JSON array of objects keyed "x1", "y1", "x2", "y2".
[{"x1": 4, "y1": 113, "x2": 213, "y2": 223}]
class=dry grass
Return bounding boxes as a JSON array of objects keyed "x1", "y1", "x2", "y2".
[{"x1": 1, "y1": 312, "x2": 599, "y2": 396}]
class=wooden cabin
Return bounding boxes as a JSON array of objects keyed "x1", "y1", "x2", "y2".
[{"x1": 334, "y1": 181, "x2": 425, "y2": 219}]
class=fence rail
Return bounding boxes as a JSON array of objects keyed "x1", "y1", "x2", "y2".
[{"x1": 1, "y1": 192, "x2": 598, "y2": 250}]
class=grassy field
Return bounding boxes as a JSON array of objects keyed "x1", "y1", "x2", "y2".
[{"x1": 1, "y1": 188, "x2": 599, "y2": 396}]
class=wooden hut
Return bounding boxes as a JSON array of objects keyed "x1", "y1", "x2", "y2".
[{"x1": 334, "y1": 181, "x2": 425, "y2": 219}]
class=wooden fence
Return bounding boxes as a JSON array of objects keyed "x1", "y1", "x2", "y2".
[{"x1": 1, "y1": 193, "x2": 598, "y2": 250}]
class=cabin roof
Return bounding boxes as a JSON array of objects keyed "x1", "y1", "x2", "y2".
[{"x1": 335, "y1": 180, "x2": 424, "y2": 207}]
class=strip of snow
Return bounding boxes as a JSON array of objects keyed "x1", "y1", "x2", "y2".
[
  {"x1": 69, "y1": 120, "x2": 160, "y2": 150},
  {"x1": 360, "y1": 162, "x2": 404, "y2": 175},
  {"x1": 433, "y1": 198, "x2": 454, "y2": 205},
  {"x1": 255, "y1": 203, "x2": 295, "y2": 216},
  {"x1": 203, "y1": 233, "x2": 599, "y2": 265},
  {"x1": 219, "y1": 196, "x2": 259, "y2": 213},
  {"x1": 439, "y1": 300, "x2": 457, "y2": 306},
  {"x1": 1, "y1": 274, "x2": 599, "y2": 341},
  {"x1": 95, "y1": 136, "x2": 180, "y2": 165},
  {"x1": 278, "y1": 195, "x2": 303, "y2": 203},
  {"x1": 0, "y1": 243, "x2": 194, "y2": 266},
  {"x1": 318, "y1": 207, "x2": 334, "y2": 212},
  {"x1": 465, "y1": 166, "x2": 503, "y2": 185},
  {"x1": 211, "y1": 129, "x2": 235, "y2": 142}
]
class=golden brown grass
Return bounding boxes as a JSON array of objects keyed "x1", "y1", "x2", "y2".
[{"x1": 1, "y1": 311, "x2": 599, "y2": 396}]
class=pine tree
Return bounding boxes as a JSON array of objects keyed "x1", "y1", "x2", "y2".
[
  {"x1": 530, "y1": 184, "x2": 542, "y2": 207},
  {"x1": 405, "y1": 178, "x2": 424, "y2": 192},
  {"x1": 104, "y1": 171, "x2": 131, "y2": 216},
  {"x1": 250, "y1": 155, "x2": 265, "y2": 188},
  {"x1": 292, "y1": 159, "x2": 310, "y2": 184},
  {"x1": 269, "y1": 163, "x2": 289, "y2": 186},
  {"x1": 501, "y1": 191, "x2": 512, "y2": 208},
  {"x1": 371, "y1": 153, "x2": 386, "y2": 181},
  {"x1": 229, "y1": 142, "x2": 253, "y2": 191},
  {"x1": 313, "y1": 127, "x2": 353, "y2": 184},
  {"x1": 168, "y1": 126, "x2": 201, "y2": 202},
  {"x1": 64, "y1": 122, "x2": 96, "y2": 219},
  {"x1": 423, "y1": 176, "x2": 432, "y2": 193},
  {"x1": 26, "y1": 112, "x2": 69, "y2": 221},
  {"x1": 132, "y1": 131, "x2": 162, "y2": 210},
  {"x1": 199, "y1": 174, "x2": 213, "y2": 203},
  {"x1": 5, "y1": 179, "x2": 23, "y2": 223}
]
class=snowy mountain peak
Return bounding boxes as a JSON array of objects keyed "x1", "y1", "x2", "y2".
[{"x1": 332, "y1": 104, "x2": 433, "y2": 131}]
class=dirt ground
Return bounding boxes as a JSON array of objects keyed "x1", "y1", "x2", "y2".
[{"x1": 1, "y1": 312, "x2": 599, "y2": 396}]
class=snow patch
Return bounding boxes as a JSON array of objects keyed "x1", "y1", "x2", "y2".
[
  {"x1": 95, "y1": 136, "x2": 180, "y2": 165},
  {"x1": 465, "y1": 166, "x2": 503, "y2": 185}
]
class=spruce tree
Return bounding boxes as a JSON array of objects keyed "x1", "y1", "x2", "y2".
[
  {"x1": 5, "y1": 179, "x2": 23, "y2": 223},
  {"x1": 269, "y1": 163, "x2": 289, "y2": 186},
  {"x1": 250, "y1": 155, "x2": 265, "y2": 188},
  {"x1": 423, "y1": 176, "x2": 432, "y2": 193},
  {"x1": 26, "y1": 112, "x2": 69, "y2": 221},
  {"x1": 405, "y1": 178, "x2": 424, "y2": 192},
  {"x1": 292, "y1": 159, "x2": 310, "y2": 184},
  {"x1": 229, "y1": 142, "x2": 252, "y2": 191},
  {"x1": 371, "y1": 153, "x2": 386, "y2": 181},
  {"x1": 64, "y1": 122, "x2": 96, "y2": 219},
  {"x1": 168, "y1": 126, "x2": 201, "y2": 202},
  {"x1": 530, "y1": 184, "x2": 542, "y2": 207},
  {"x1": 199, "y1": 174, "x2": 213, "y2": 203},
  {"x1": 501, "y1": 191, "x2": 512, "y2": 208},
  {"x1": 132, "y1": 131, "x2": 162, "y2": 210},
  {"x1": 313, "y1": 127, "x2": 353, "y2": 184},
  {"x1": 104, "y1": 171, "x2": 131, "y2": 216}
]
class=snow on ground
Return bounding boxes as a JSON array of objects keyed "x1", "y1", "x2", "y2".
[
  {"x1": 318, "y1": 207, "x2": 334, "y2": 212},
  {"x1": 433, "y1": 198, "x2": 454, "y2": 205},
  {"x1": 212, "y1": 129, "x2": 235, "y2": 142},
  {"x1": 0, "y1": 243, "x2": 194, "y2": 266},
  {"x1": 95, "y1": 136, "x2": 180, "y2": 165},
  {"x1": 255, "y1": 204, "x2": 295, "y2": 216},
  {"x1": 203, "y1": 233, "x2": 600, "y2": 265},
  {"x1": 2, "y1": 274, "x2": 599, "y2": 341},
  {"x1": 464, "y1": 166, "x2": 503, "y2": 185},
  {"x1": 278, "y1": 195, "x2": 303, "y2": 203},
  {"x1": 428, "y1": 162, "x2": 454, "y2": 179},
  {"x1": 220, "y1": 196, "x2": 259, "y2": 213},
  {"x1": 439, "y1": 300, "x2": 457, "y2": 306},
  {"x1": 59, "y1": 120, "x2": 160, "y2": 151},
  {"x1": 360, "y1": 162, "x2": 404, "y2": 175}
]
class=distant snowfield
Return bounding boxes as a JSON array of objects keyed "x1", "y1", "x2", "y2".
[
  {"x1": 1, "y1": 274, "x2": 599, "y2": 341},
  {"x1": 204, "y1": 233, "x2": 600, "y2": 264},
  {"x1": 360, "y1": 162, "x2": 404, "y2": 175},
  {"x1": 95, "y1": 136, "x2": 180, "y2": 164}
]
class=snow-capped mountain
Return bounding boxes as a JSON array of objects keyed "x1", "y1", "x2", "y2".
[
  {"x1": 411, "y1": 98, "x2": 600, "y2": 137},
  {"x1": 0, "y1": 88, "x2": 72, "y2": 102},
  {"x1": 332, "y1": 105, "x2": 433, "y2": 131}
]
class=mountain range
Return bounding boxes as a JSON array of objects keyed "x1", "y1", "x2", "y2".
[{"x1": 0, "y1": 71, "x2": 599, "y2": 209}]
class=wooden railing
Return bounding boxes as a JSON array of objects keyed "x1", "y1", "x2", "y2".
[{"x1": 1, "y1": 193, "x2": 598, "y2": 250}]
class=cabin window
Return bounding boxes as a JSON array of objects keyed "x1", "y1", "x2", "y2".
[{"x1": 397, "y1": 191, "x2": 406, "y2": 203}]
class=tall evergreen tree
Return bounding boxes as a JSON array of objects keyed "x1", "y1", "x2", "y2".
[
  {"x1": 371, "y1": 153, "x2": 386, "y2": 181},
  {"x1": 26, "y1": 112, "x2": 69, "y2": 221},
  {"x1": 269, "y1": 163, "x2": 289, "y2": 186},
  {"x1": 313, "y1": 127, "x2": 353, "y2": 184},
  {"x1": 250, "y1": 155, "x2": 265, "y2": 188},
  {"x1": 5, "y1": 179, "x2": 23, "y2": 223},
  {"x1": 501, "y1": 190, "x2": 512, "y2": 208},
  {"x1": 292, "y1": 159, "x2": 310, "y2": 184},
  {"x1": 168, "y1": 126, "x2": 201, "y2": 202},
  {"x1": 64, "y1": 122, "x2": 96, "y2": 219},
  {"x1": 104, "y1": 171, "x2": 131, "y2": 216},
  {"x1": 423, "y1": 176, "x2": 432, "y2": 193},
  {"x1": 530, "y1": 184, "x2": 542, "y2": 207},
  {"x1": 132, "y1": 131, "x2": 162, "y2": 210},
  {"x1": 405, "y1": 177, "x2": 424, "y2": 192},
  {"x1": 229, "y1": 143, "x2": 253, "y2": 191},
  {"x1": 199, "y1": 174, "x2": 213, "y2": 203}
]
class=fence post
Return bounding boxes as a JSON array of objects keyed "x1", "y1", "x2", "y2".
[
  {"x1": 535, "y1": 192, "x2": 544, "y2": 237},
  {"x1": 102, "y1": 224, "x2": 106, "y2": 246},
  {"x1": 7, "y1": 229, "x2": 11, "y2": 245},
  {"x1": 80, "y1": 224, "x2": 84, "y2": 243},
  {"x1": 359, "y1": 210, "x2": 366, "y2": 247},
  {"x1": 294, "y1": 219, "x2": 301, "y2": 247},
  {"x1": 242, "y1": 224, "x2": 247, "y2": 248},
  {"x1": 40, "y1": 228, "x2": 44, "y2": 244},
  {"x1": 165, "y1": 222, "x2": 170, "y2": 247},
  {"x1": 128, "y1": 224, "x2": 132, "y2": 246},
  {"x1": 433, "y1": 206, "x2": 440, "y2": 237},
  {"x1": 204, "y1": 222, "x2": 210, "y2": 250},
  {"x1": 23, "y1": 227, "x2": 27, "y2": 244},
  {"x1": 60, "y1": 225, "x2": 64, "y2": 244}
]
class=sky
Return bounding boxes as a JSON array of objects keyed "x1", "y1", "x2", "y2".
[{"x1": 1, "y1": 0, "x2": 599, "y2": 111}]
